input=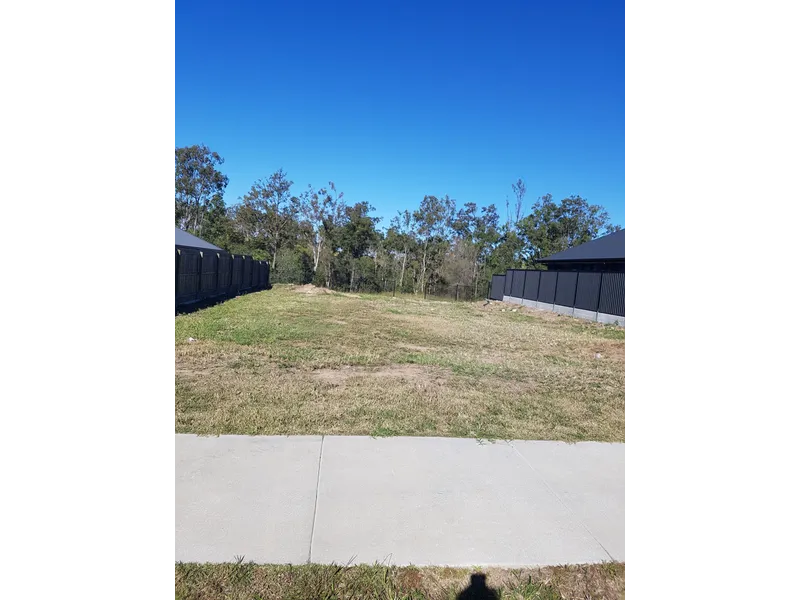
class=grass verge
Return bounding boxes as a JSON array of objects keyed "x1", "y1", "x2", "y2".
[{"x1": 175, "y1": 560, "x2": 625, "y2": 600}]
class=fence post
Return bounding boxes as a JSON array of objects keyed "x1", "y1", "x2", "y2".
[
  {"x1": 536, "y1": 268, "x2": 542, "y2": 301},
  {"x1": 175, "y1": 249, "x2": 180, "y2": 312},
  {"x1": 215, "y1": 252, "x2": 222, "y2": 297},
  {"x1": 198, "y1": 251, "x2": 204, "y2": 302},
  {"x1": 486, "y1": 281, "x2": 490, "y2": 300},
  {"x1": 553, "y1": 271, "x2": 559, "y2": 311},
  {"x1": 522, "y1": 270, "x2": 528, "y2": 304},
  {"x1": 572, "y1": 271, "x2": 580, "y2": 308},
  {"x1": 456, "y1": 284, "x2": 459, "y2": 301},
  {"x1": 595, "y1": 272, "x2": 605, "y2": 322}
]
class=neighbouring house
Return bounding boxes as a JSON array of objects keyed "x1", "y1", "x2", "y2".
[
  {"x1": 489, "y1": 228, "x2": 625, "y2": 326},
  {"x1": 175, "y1": 227, "x2": 224, "y2": 252},
  {"x1": 537, "y1": 228, "x2": 624, "y2": 272}
]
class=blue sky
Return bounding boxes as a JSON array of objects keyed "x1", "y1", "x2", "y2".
[{"x1": 176, "y1": 0, "x2": 624, "y2": 229}]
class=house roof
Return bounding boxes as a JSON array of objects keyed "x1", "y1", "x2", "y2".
[
  {"x1": 539, "y1": 228, "x2": 624, "y2": 263},
  {"x1": 175, "y1": 227, "x2": 223, "y2": 251}
]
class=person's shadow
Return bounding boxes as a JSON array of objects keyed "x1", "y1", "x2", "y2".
[{"x1": 456, "y1": 573, "x2": 499, "y2": 600}]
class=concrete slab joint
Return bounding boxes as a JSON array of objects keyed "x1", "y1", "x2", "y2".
[
  {"x1": 573, "y1": 308, "x2": 598, "y2": 322},
  {"x1": 597, "y1": 312, "x2": 625, "y2": 327},
  {"x1": 553, "y1": 304, "x2": 574, "y2": 317},
  {"x1": 176, "y1": 434, "x2": 625, "y2": 567}
]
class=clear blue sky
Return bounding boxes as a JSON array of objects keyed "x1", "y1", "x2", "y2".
[{"x1": 176, "y1": 0, "x2": 624, "y2": 229}]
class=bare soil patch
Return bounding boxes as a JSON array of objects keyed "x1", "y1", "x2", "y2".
[
  {"x1": 397, "y1": 343, "x2": 433, "y2": 352},
  {"x1": 292, "y1": 284, "x2": 334, "y2": 295},
  {"x1": 310, "y1": 364, "x2": 444, "y2": 386}
]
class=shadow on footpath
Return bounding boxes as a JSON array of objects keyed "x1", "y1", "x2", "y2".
[{"x1": 456, "y1": 573, "x2": 499, "y2": 600}]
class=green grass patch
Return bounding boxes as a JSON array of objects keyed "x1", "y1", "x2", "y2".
[
  {"x1": 176, "y1": 285, "x2": 624, "y2": 441},
  {"x1": 175, "y1": 561, "x2": 625, "y2": 600}
]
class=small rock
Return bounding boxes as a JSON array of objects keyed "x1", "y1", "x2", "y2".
[
  {"x1": 595, "y1": 352, "x2": 602, "y2": 359},
  {"x1": 188, "y1": 337, "x2": 196, "y2": 342},
  {"x1": 511, "y1": 309, "x2": 517, "y2": 312},
  {"x1": 501, "y1": 309, "x2": 506, "y2": 312}
]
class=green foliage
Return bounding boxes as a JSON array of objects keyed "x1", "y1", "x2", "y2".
[
  {"x1": 175, "y1": 144, "x2": 229, "y2": 236},
  {"x1": 517, "y1": 194, "x2": 617, "y2": 262},
  {"x1": 176, "y1": 146, "x2": 621, "y2": 293},
  {"x1": 271, "y1": 247, "x2": 312, "y2": 284}
]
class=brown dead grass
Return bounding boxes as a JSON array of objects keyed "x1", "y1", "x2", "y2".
[
  {"x1": 311, "y1": 364, "x2": 445, "y2": 386},
  {"x1": 175, "y1": 286, "x2": 624, "y2": 441},
  {"x1": 292, "y1": 283, "x2": 335, "y2": 295},
  {"x1": 175, "y1": 561, "x2": 625, "y2": 600}
]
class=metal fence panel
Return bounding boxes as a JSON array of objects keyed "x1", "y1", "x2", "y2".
[
  {"x1": 538, "y1": 271, "x2": 558, "y2": 304},
  {"x1": 490, "y1": 275, "x2": 505, "y2": 300},
  {"x1": 554, "y1": 271, "x2": 578, "y2": 307},
  {"x1": 231, "y1": 255, "x2": 243, "y2": 292},
  {"x1": 176, "y1": 248, "x2": 201, "y2": 305},
  {"x1": 574, "y1": 272, "x2": 602, "y2": 311},
  {"x1": 176, "y1": 247, "x2": 269, "y2": 309},
  {"x1": 523, "y1": 270, "x2": 540, "y2": 300},
  {"x1": 510, "y1": 269, "x2": 526, "y2": 298},
  {"x1": 257, "y1": 262, "x2": 265, "y2": 288},
  {"x1": 199, "y1": 251, "x2": 219, "y2": 299},
  {"x1": 598, "y1": 272, "x2": 625, "y2": 316},
  {"x1": 241, "y1": 256, "x2": 253, "y2": 291},
  {"x1": 253, "y1": 261, "x2": 261, "y2": 288},
  {"x1": 217, "y1": 252, "x2": 232, "y2": 294},
  {"x1": 504, "y1": 270, "x2": 513, "y2": 296}
]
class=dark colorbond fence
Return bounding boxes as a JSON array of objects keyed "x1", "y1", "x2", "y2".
[
  {"x1": 488, "y1": 269, "x2": 624, "y2": 324},
  {"x1": 175, "y1": 246, "x2": 270, "y2": 310}
]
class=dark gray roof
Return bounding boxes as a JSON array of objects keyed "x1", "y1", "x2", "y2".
[
  {"x1": 175, "y1": 227, "x2": 223, "y2": 251},
  {"x1": 540, "y1": 229, "x2": 624, "y2": 263}
]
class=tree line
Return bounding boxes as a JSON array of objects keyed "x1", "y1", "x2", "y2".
[{"x1": 176, "y1": 144, "x2": 622, "y2": 297}]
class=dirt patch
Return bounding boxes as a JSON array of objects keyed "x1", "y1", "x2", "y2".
[
  {"x1": 478, "y1": 352, "x2": 507, "y2": 364},
  {"x1": 175, "y1": 365, "x2": 215, "y2": 378},
  {"x1": 397, "y1": 343, "x2": 432, "y2": 352},
  {"x1": 310, "y1": 364, "x2": 444, "y2": 385},
  {"x1": 292, "y1": 284, "x2": 334, "y2": 295},
  {"x1": 480, "y1": 300, "x2": 600, "y2": 324},
  {"x1": 291, "y1": 284, "x2": 362, "y2": 298}
]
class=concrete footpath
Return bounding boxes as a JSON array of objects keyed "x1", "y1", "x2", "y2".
[{"x1": 176, "y1": 434, "x2": 624, "y2": 567}]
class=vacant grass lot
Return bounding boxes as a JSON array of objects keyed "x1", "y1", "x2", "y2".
[
  {"x1": 175, "y1": 561, "x2": 625, "y2": 600},
  {"x1": 175, "y1": 285, "x2": 624, "y2": 441}
]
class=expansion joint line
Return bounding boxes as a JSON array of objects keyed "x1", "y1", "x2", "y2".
[{"x1": 308, "y1": 435, "x2": 325, "y2": 563}]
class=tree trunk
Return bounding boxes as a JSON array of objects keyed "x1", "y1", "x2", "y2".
[
  {"x1": 349, "y1": 259, "x2": 356, "y2": 292},
  {"x1": 420, "y1": 240, "x2": 429, "y2": 296},
  {"x1": 399, "y1": 250, "x2": 407, "y2": 290},
  {"x1": 312, "y1": 232, "x2": 322, "y2": 272},
  {"x1": 193, "y1": 201, "x2": 201, "y2": 233}
]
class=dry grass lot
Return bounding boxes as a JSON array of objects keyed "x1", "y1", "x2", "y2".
[
  {"x1": 175, "y1": 284, "x2": 624, "y2": 441},
  {"x1": 175, "y1": 561, "x2": 625, "y2": 600}
]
